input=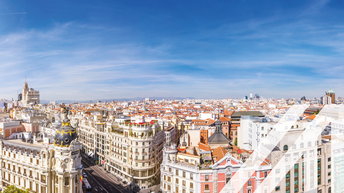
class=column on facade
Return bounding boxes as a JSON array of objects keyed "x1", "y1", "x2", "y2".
[
  {"x1": 256, "y1": 179, "x2": 261, "y2": 193},
  {"x1": 213, "y1": 171, "x2": 218, "y2": 193},
  {"x1": 70, "y1": 174, "x2": 75, "y2": 193},
  {"x1": 58, "y1": 175, "x2": 63, "y2": 193}
]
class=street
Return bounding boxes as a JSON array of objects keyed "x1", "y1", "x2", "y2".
[{"x1": 81, "y1": 154, "x2": 128, "y2": 193}]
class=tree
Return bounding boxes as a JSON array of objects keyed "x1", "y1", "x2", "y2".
[
  {"x1": 3, "y1": 185, "x2": 30, "y2": 193},
  {"x1": 234, "y1": 138, "x2": 238, "y2": 146},
  {"x1": 312, "y1": 109, "x2": 320, "y2": 115}
]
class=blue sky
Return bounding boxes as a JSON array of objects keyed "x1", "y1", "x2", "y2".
[{"x1": 1, "y1": 0, "x2": 344, "y2": 100}]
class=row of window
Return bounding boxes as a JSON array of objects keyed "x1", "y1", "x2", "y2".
[
  {"x1": 283, "y1": 141, "x2": 319, "y2": 151},
  {"x1": 167, "y1": 168, "x2": 194, "y2": 179}
]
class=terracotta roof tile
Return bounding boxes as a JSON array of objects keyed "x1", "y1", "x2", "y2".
[
  {"x1": 212, "y1": 146, "x2": 228, "y2": 162},
  {"x1": 198, "y1": 142, "x2": 211, "y2": 151}
]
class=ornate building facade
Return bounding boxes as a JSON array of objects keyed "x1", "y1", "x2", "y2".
[{"x1": 0, "y1": 117, "x2": 83, "y2": 193}]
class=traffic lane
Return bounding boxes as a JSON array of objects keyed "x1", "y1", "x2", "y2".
[
  {"x1": 83, "y1": 166, "x2": 122, "y2": 193},
  {"x1": 82, "y1": 159, "x2": 127, "y2": 193},
  {"x1": 81, "y1": 155, "x2": 128, "y2": 192}
]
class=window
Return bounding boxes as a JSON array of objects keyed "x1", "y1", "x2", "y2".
[
  {"x1": 308, "y1": 142, "x2": 311, "y2": 147},
  {"x1": 65, "y1": 177, "x2": 69, "y2": 186},
  {"x1": 205, "y1": 175, "x2": 209, "y2": 181},
  {"x1": 275, "y1": 186, "x2": 280, "y2": 191},
  {"x1": 176, "y1": 178, "x2": 179, "y2": 184},
  {"x1": 248, "y1": 181, "x2": 252, "y2": 186},
  {"x1": 190, "y1": 182, "x2": 193, "y2": 188},
  {"x1": 283, "y1": 145, "x2": 288, "y2": 151},
  {"x1": 300, "y1": 143, "x2": 304, "y2": 148},
  {"x1": 190, "y1": 173, "x2": 193, "y2": 180},
  {"x1": 205, "y1": 184, "x2": 209, "y2": 190},
  {"x1": 176, "y1": 170, "x2": 179, "y2": 175},
  {"x1": 183, "y1": 171, "x2": 186, "y2": 178}
]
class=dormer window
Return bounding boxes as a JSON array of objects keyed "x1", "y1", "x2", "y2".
[{"x1": 283, "y1": 145, "x2": 288, "y2": 151}]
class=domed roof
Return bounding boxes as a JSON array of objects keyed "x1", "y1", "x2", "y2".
[
  {"x1": 54, "y1": 119, "x2": 77, "y2": 147},
  {"x1": 327, "y1": 88, "x2": 335, "y2": 94}
]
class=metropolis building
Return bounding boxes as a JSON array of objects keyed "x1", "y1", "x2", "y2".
[{"x1": 0, "y1": 116, "x2": 83, "y2": 193}]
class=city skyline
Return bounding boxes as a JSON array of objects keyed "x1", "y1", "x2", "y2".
[{"x1": 1, "y1": 0, "x2": 344, "y2": 100}]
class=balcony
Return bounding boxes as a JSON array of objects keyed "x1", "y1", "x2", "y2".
[{"x1": 41, "y1": 179, "x2": 46, "y2": 183}]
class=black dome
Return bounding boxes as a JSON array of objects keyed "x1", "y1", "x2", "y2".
[{"x1": 54, "y1": 119, "x2": 77, "y2": 147}]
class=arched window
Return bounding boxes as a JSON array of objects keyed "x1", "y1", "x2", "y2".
[
  {"x1": 316, "y1": 141, "x2": 318, "y2": 146},
  {"x1": 300, "y1": 143, "x2": 304, "y2": 148},
  {"x1": 308, "y1": 142, "x2": 311, "y2": 147},
  {"x1": 283, "y1": 145, "x2": 288, "y2": 151},
  {"x1": 292, "y1": 144, "x2": 296, "y2": 149},
  {"x1": 329, "y1": 187, "x2": 331, "y2": 193}
]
